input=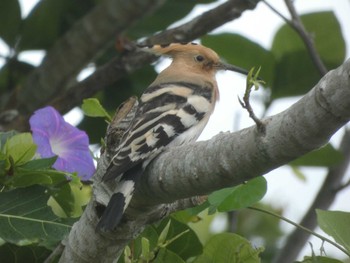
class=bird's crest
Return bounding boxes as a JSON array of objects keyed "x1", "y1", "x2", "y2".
[{"x1": 138, "y1": 42, "x2": 220, "y2": 62}]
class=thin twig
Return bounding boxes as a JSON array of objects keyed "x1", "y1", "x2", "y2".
[
  {"x1": 262, "y1": 0, "x2": 328, "y2": 76},
  {"x1": 248, "y1": 206, "x2": 350, "y2": 258},
  {"x1": 238, "y1": 68, "x2": 266, "y2": 134},
  {"x1": 333, "y1": 178, "x2": 350, "y2": 193},
  {"x1": 284, "y1": 0, "x2": 328, "y2": 75},
  {"x1": 44, "y1": 242, "x2": 65, "y2": 263},
  {"x1": 261, "y1": 0, "x2": 291, "y2": 25}
]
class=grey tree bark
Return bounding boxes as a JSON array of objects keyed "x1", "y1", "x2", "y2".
[{"x1": 59, "y1": 58, "x2": 350, "y2": 262}]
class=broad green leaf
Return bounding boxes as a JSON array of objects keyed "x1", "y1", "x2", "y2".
[
  {"x1": 48, "y1": 178, "x2": 90, "y2": 218},
  {"x1": 153, "y1": 248, "x2": 185, "y2": 263},
  {"x1": 11, "y1": 170, "x2": 55, "y2": 188},
  {"x1": 271, "y1": 11, "x2": 345, "y2": 98},
  {"x1": 296, "y1": 255, "x2": 343, "y2": 263},
  {"x1": 19, "y1": 156, "x2": 58, "y2": 170},
  {"x1": 0, "y1": 186, "x2": 75, "y2": 249},
  {"x1": 5, "y1": 133, "x2": 36, "y2": 166},
  {"x1": 156, "y1": 219, "x2": 203, "y2": 260},
  {"x1": 0, "y1": 243, "x2": 51, "y2": 263},
  {"x1": 11, "y1": 167, "x2": 66, "y2": 188},
  {"x1": 0, "y1": 0, "x2": 21, "y2": 47},
  {"x1": 82, "y1": 98, "x2": 111, "y2": 121},
  {"x1": 290, "y1": 144, "x2": 342, "y2": 167},
  {"x1": 208, "y1": 177, "x2": 267, "y2": 212},
  {"x1": 202, "y1": 34, "x2": 275, "y2": 86},
  {"x1": 317, "y1": 210, "x2": 350, "y2": 253},
  {"x1": 193, "y1": 233, "x2": 262, "y2": 263},
  {"x1": 49, "y1": 182, "x2": 75, "y2": 218}
]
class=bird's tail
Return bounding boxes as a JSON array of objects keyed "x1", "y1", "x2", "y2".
[{"x1": 96, "y1": 166, "x2": 142, "y2": 232}]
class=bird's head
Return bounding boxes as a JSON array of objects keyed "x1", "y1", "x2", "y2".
[{"x1": 139, "y1": 42, "x2": 249, "y2": 76}]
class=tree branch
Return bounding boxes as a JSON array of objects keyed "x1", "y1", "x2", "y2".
[
  {"x1": 136, "y1": 59, "x2": 350, "y2": 204},
  {"x1": 52, "y1": 0, "x2": 261, "y2": 114},
  {"x1": 1, "y1": 0, "x2": 261, "y2": 132},
  {"x1": 61, "y1": 59, "x2": 350, "y2": 262},
  {"x1": 1, "y1": 0, "x2": 166, "y2": 131}
]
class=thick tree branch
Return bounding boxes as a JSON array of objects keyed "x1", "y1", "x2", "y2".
[
  {"x1": 51, "y1": 0, "x2": 261, "y2": 115},
  {"x1": 1, "y1": 0, "x2": 166, "y2": 131},
  {"x1": 1, "y1": 0, "x2": 261, "y2": 132},
  {"x1": 136, "y1": 59, "x2": 350, "y2": 204},
  {"x1": 18, "y1": 0, "x2": 165, "y2": 112},
  {"x1": 61, "y1": 59, "x2": 350, "y2": 262}
]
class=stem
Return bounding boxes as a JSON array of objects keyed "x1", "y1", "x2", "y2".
[
  {"x1": 284, "y1": 0, "x2": 328, "y2": 76},
  {"x1": 248, "y1": 206, "x2": 350, "y2": 258}
]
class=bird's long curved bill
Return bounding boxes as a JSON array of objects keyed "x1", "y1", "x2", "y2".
[{"x1": 220, "y1": 62, "x2": 250, "y2": 76}]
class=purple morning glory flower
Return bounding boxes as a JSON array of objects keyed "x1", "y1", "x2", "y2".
[{"x1": 29, "y1": 106, "x2": 95, "y2": 180}]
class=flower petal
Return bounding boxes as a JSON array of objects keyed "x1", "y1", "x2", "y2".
[{"x1": 30, "y1": 106, "x2": 95, "y2": 180}]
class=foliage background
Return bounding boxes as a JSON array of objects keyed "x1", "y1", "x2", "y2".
[{"x1": 0, "y1": 0, "x2": 350, "y2": 262}]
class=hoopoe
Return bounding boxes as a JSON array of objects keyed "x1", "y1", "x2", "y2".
[{"x1": 97, "y1": 42, "x2": 249, "y2": 231}]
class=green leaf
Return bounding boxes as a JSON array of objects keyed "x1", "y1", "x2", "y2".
[
  {"x1": 130, "y1": 225, "x2": 159, "y2": 260},
  {"x1": 271, "y1": 11, "x2": 345, "y2": 98},
  {"x1": 208, "y1": 177, "x2": 267, "y2": 212},
  {"x1": 193, "y1": 233, "x2": 263, "y2": 263},
  {"x1": 317, "y1": 210, "x2": 350, "y2": 253},
  {"x1": 156, "y1": 219, "x2": 203, "y2": 260},
  {"x1": 0, "y1": 186, "x2": 75, "y2": 249},
  {"x1": 141, "y1": 237, "x2": 150, "y2": 260},
  {"x1": 19, "y1": 156, "x2": 58, "y2": 170},
  {"x1": 290, "y1": 144, "x2": 342, "y2": 167},
  {"x1": 5, "y1": 133, "x2": 37, "y2": 166},
  {"x1": 0, "y1": 0, "x2": 21, "y2": 47},
  {"x1": 11, "y1": 170, "x2": 56, "y2": 188},
  {"x1": 202, "y1": 33, "x2": 275, "y2": 86},
  {"x1": 82, "y1": 98, "x2": 111, "y2": 121},
  {"x1": 0, "y1": 243, "x2": 51, "y2": 263},
  {"x1": 10, "y1": 165, "x2": 68, "y2": 189},
  {"x1": 49, "y1": 182, "x2": 76, "y2": 218},
  {"x1": 153, "y1": 248, "x2": 185, "y2": 263},
  {"x1": 158, "y1": 220, "x2": 171, "y2": 245},
  {"x1": 48, "y1": 177, "x2": 90, "y2": 218}
]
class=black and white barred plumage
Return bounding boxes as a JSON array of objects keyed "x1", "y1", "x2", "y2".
[{"x1": 96, "y1": 43, "x2": 248, "y2": 231}]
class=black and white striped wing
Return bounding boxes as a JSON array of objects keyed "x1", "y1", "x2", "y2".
[{"x1": 103, "y1": 81, "x2": 215, "y2": 181}]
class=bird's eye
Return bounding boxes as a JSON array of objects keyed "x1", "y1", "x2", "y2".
[{"x1": 195, "y1": 55, "x2": 205, "y2": 62}]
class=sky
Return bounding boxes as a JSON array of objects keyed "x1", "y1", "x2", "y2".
[{"x1": 2, "y1": 0, "x2": 350, "y2": 260}]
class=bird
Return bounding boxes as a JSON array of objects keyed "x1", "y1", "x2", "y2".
[{"x1": 96, "y1": 42, "x2": 250, "y2": 231}]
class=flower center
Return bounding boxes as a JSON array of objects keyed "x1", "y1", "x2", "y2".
[{"x1": 50, "y1": 137, "x2": 65, "y2": 156}]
